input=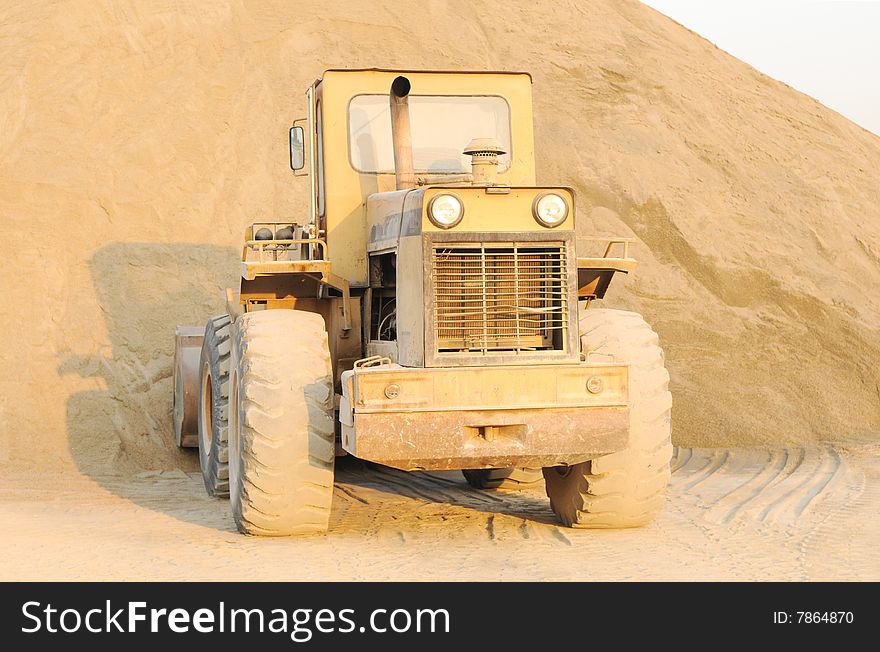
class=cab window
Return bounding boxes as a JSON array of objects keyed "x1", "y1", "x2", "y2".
[{"x1": 348, "y1": 95, "x2": 511, "y2": 174}]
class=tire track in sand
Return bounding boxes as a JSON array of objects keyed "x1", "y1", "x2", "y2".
[{"x1": 670, "y1": 446, "x2": 860, "y2": 527}]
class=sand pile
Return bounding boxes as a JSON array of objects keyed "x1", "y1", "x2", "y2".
[{"x1": 1, "y1": 0, "x2": 878, "y2": 475}]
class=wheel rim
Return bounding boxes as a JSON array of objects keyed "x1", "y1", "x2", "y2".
[{"x1": 199, "y1": 361, "x2": 214, "y2": 457}]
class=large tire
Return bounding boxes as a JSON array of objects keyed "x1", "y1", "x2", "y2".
[
  {"x1": 462, "y1": 467, "x2": 544, "y2": 490},
  {"x1": 227, "y1": 309, "x2": 335, "y2": 536},
  {"x1": 543, "y1": 309, "x2": 672, "y2": 528},
  {"x1": 197, "y1": 315, "x2": 231, "y2": 497}
]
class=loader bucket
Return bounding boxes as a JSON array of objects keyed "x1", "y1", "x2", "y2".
[{"x1": 172, "y1": 325, "x2": 204, "y2": 448}]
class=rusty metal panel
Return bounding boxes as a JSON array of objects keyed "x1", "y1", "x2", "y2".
[{"x1": 343, "y1": 406, "x2": 628, "y2": 471}]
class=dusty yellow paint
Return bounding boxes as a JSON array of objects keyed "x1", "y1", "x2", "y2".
[{"x1": 315, "y1": 69, "x2": 536, "y2": 285}]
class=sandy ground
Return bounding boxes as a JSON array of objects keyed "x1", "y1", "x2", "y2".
[{"x1": 2, "y1": 444, "x2": 877, "y2": 581}]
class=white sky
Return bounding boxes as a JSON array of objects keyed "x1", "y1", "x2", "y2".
[{"x1": 640, "y1": 0, "x2": 880, "y2": 135}]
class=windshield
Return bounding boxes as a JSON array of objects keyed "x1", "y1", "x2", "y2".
[{"x1": 348, "y1": 95, "x2": 511, "y2": 174}]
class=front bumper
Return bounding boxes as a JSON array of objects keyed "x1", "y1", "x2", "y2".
[{"x1": 340, "y1": 363, "x2": 629, "y2": 471}]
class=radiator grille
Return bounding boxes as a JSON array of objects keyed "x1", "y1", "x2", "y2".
[{"x1": 432, "y1": 242, "x2": 568, "y2": 353}]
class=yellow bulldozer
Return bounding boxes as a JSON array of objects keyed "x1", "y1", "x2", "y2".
[{"x1": 172, "y1": 69, "x2": 672, "y2": 535}]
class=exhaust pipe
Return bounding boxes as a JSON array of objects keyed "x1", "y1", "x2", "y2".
[{"x1": 390, "y1": 76, "x2": 416, "y2": 190}]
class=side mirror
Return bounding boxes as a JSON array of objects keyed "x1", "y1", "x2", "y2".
[{"x1": 289, "y1": 125, "x2": 305, "y2": 171}]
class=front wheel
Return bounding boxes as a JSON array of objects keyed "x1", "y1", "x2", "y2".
[
  {"x1": 227, "y1": 309, "x2": 336, "y2": 536},
  {"x1": 544, "y1": 309, "x2": 672, "y2": 528}
]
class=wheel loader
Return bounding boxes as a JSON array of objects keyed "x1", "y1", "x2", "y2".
[{"x1": 172, "y1": 69, "x2": 672, "y2": 535}]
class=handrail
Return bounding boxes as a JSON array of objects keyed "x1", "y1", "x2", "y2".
[
  {"x1": 576, "y1": 236, "x2": 633, "y2": 259},
  {"x1": 242, "y1": 238, "x2": 328, "y2": 264},
  {"x1": 354, "y1": 355, "x2": 393, "y2": 369},
  {"x1": 306, "y1": 85, "x2": 317, "y2": 232},
  {"x1": 416, "y1": 173, "x2": 474, "y2": 185}
]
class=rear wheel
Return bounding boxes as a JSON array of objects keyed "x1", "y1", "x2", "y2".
[
  {"x1": 228, "y1": 309, "x2": 336, "y2": 536},
  {"x1": 197, "y1": 315, "x2": 231, "y2": 497},
  {"x1": 543, "y1": 309, "x2": 672, "y2": 528},
  {"x1": 462, "y1": 467, "x2": 544, "y2": 490}
]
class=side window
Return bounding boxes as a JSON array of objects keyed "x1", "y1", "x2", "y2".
[{"x1": 316, "y1": 100, "x2": 325, "y2": 218}]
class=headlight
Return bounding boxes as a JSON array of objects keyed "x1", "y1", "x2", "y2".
[
  {"x1": 428, "y1": 194, "x2": 464, "y2": 228},
  {"x1": 533, "y1": 193, "x2": 569, "y2": 227}
]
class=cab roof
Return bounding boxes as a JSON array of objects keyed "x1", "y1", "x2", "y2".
[{"x1": 315, "y1": 68, "x2": 532, "y2": 86}]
